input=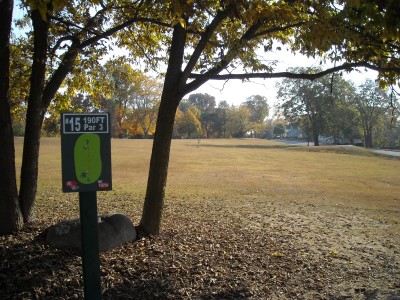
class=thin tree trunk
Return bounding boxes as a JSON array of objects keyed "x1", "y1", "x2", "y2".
[
  {"x1": 42, "y1": 43, "x2": 79, "y2": 108},
  {"x1": 19, "y1": 9, "x2": 49, "y2": 223},
  {"x1": 310, "y1": 118, "x2": 320, "y2": 146},
  {"x1": 313, "y1": 133, "x2": 319, "y2": 146},
  {"x1": 139, "y1": 24, "x2": 186, "y2": 235},
  {"x1": 312, "y1": 128, "x2": 319, "y2": 146},
  {"x1": 19, "y1": 109, "x2": 45, "y2": 223},
  {"x1": 0, "y1": 0, "x2": 23, "y2": 234},
  {"x1": 365, "y1": 127, "x2": 373, "y2": 148},
  {"x1": 140, "y1": 97, "x2": 179, "y2": 234},
  {"x1": 139, "y1": 10, "x2": 232, "y2": 235},
  {"x1": 19, "y1": 26, "x2": 78, "y2": 224}
]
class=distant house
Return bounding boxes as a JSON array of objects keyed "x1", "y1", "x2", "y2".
[
  {"x1": 332, "y1": 137, "x2": 351, "y2": 145},
  {"x1": 319, "y1": 136, "x2": 363, "y2": 146},
  {"x1": 319, "y1": 136, "x2": 335, "y2": 144},
  {"x1": 282, "y1": 123, "x2": 363, "y2": 145},
  {"x1": 285, "y1": 123, "x2": 305, "y2": 138},
  {"x1": 352, "y1": 138, "x2": 364, "y2": 146}
]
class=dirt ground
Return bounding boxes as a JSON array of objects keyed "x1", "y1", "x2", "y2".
[{"x1": 1, "y1": 195, "x2": 399, "y2": 300}]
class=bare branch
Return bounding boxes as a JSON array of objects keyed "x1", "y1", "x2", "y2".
[
  {"x1": 188, "y1": 62, "x2": 400, "y2": 81},
  {"x1": 50, "y1": 16, "x2": 100, "y2": 36},
  {"x1": 182, "y1": 8, "x2": 229, "y2": 82},
  {"x1": 184, "y1": 21, "x2": 264, "y2": 94},
  {"x1": 249, "y1": 21, "x2": 306, "y2": 40},
  {"x1": 80, "y1": 17, "x2": 169, "y2": 49}
]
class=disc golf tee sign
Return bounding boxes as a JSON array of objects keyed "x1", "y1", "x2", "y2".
[{"x1": 61, "y1": 113, "x2": 112, "y2": 192}]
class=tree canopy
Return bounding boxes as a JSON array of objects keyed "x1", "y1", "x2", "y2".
[
  {"x1": 354, "y1": 79, "x2": 391, "y2": 147},
  {"x1": 277, "y1": 67, "x2": 352, "y2": 145}
]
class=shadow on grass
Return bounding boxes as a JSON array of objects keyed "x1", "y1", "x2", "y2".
[
  {"x1": 193, "y1": 143, "x2": 297, "y2": 150},
  {"x1": 194, "y1": 143, "x2": 400, "y2": 160},
  {"x1": 286, "y1": 145, "x2": 400, "y2": 159}
]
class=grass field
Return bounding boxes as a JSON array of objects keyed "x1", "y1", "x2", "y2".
[
  {"x1": 16, "y1": 137, "x2": 400, "y2": 211},
  {"x1": 4, "y1": 137, "x2": 400, "y2": 299},
  {"x1": 30, "y1": 137, "x2": 399, "y2": 243}
]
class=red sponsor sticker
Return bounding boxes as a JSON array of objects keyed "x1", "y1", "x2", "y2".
[
  {"x1": 64, "y1": 180, "x2": 79, "y2": 191},
  {"x1": 97, "y1": 180, "x2": 109, "y2": 188}
]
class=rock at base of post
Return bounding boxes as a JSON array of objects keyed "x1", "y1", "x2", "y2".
[{"x1": 46, "y1": 213, "x2": 137, "y2": 252}]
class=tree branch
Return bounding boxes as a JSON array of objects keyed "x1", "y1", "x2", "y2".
[
  {"x1": 42, "y1": 41, "x2": 80, "y2": 108},
  {"x1": 184, "y1": 21, "x2": 264, "y2": 94},
  {"x1": 181, "y1": 8, "x2": 229, "y2": 83},
  {"x1": 188, "y1": 62, "x2": 400, "y2": 81},
  {"x1": 49, "y1": 35, "x2": 75, "y2": 55},
  {"x1": 183, "y1": 18, "x2": 308, "y2": 95},
  {"x1": 249, "y1": 21, "x2": 306, "y2": 40},
  {"x1": 50, "y1": 15, "x2": 100, "y2": 36},
  {"x1": 80, "y1": 17, "x2": 169, "y2": 49},
  {"x1": 43, "y1": 6, "x2": 169, "y2": 107}
]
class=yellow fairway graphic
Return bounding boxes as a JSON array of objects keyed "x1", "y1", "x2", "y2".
[{"x1": 74, "y1": 133, "x2": 102, "y2": 184}]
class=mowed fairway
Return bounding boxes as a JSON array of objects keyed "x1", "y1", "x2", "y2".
[
  {"x1": 15, "y1": 137, "x2": 400, "y2": 214},
  {"x1": 6, "y1": 137, "x2": 400, "y2": 299}
]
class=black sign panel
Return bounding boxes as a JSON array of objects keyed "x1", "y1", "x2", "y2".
[{"x1": 61, "y1": 113, "x2": 112, "y2": 193}]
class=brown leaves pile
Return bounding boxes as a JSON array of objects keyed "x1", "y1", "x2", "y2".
[{"x1": 1, "y1": 195, "x2": 399, "y2": 299}]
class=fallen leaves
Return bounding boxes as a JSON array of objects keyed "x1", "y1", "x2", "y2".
[
  {"x1": 0, "y1": 195, "x2": 399, "y2": 299},
  {"x1": 272, "y1": 251, "x2": 285, "y2": 257}
]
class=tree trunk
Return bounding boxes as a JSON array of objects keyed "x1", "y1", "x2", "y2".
[
  {"x1": 18, "y1": 9, "x2": 49, "y2": 224},
  {"x1": 0, "y1": 0, "x2": 23, "y2": 234},
  {"x1": 310, "y1": 119, "x2": 320, "y2": 146},
  {"x1": 313, "y1": 131, "x2": 319, "y2": 146},
  {"x1": 19, "y1": 22, "x2": 78, "y2": 224},
  {"x1": 365, "y1": 127, "x2": 373, "y2": 148},
  {"x1": 139, "y1": 24, "x2": 186, "y2": 235},
  {"x1": 139, "y1": 96, "x2": 180, "y2": 234},
  {"x1": 19, "y1": 109, "x2": 45, "y2": 223}
]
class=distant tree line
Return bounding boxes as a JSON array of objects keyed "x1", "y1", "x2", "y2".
[
  {"x1": 275, "y1": 68, "x2": 400, "y2": 148},
  {"x1": 175, "y1": 93, "x2": 269, "y2": 139},
  {"x1": 11, "y1": 56, "x2": 271, "y2": 140},
  {"x1": 12, "y1": 63, "x2": 399, "y2": 148},
  {"x1": 11, "y1": 58, "x2": 162, "y2": 139}
]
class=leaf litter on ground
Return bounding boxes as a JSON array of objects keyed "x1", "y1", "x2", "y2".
[{"x1": 1, "y1": 195, "x2": 399, "y2": 299}]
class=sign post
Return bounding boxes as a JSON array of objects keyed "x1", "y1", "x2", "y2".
[
  {"x1": 61, "y1": 113, "x2": 112, "y2": 300},
  {"x1": 79, "y1": 192, "x2": 101, "y2": 300}
]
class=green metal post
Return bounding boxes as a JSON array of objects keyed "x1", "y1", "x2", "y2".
[{"x1": 79, "y1": 192, "x2": 102, "y2": 299}]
